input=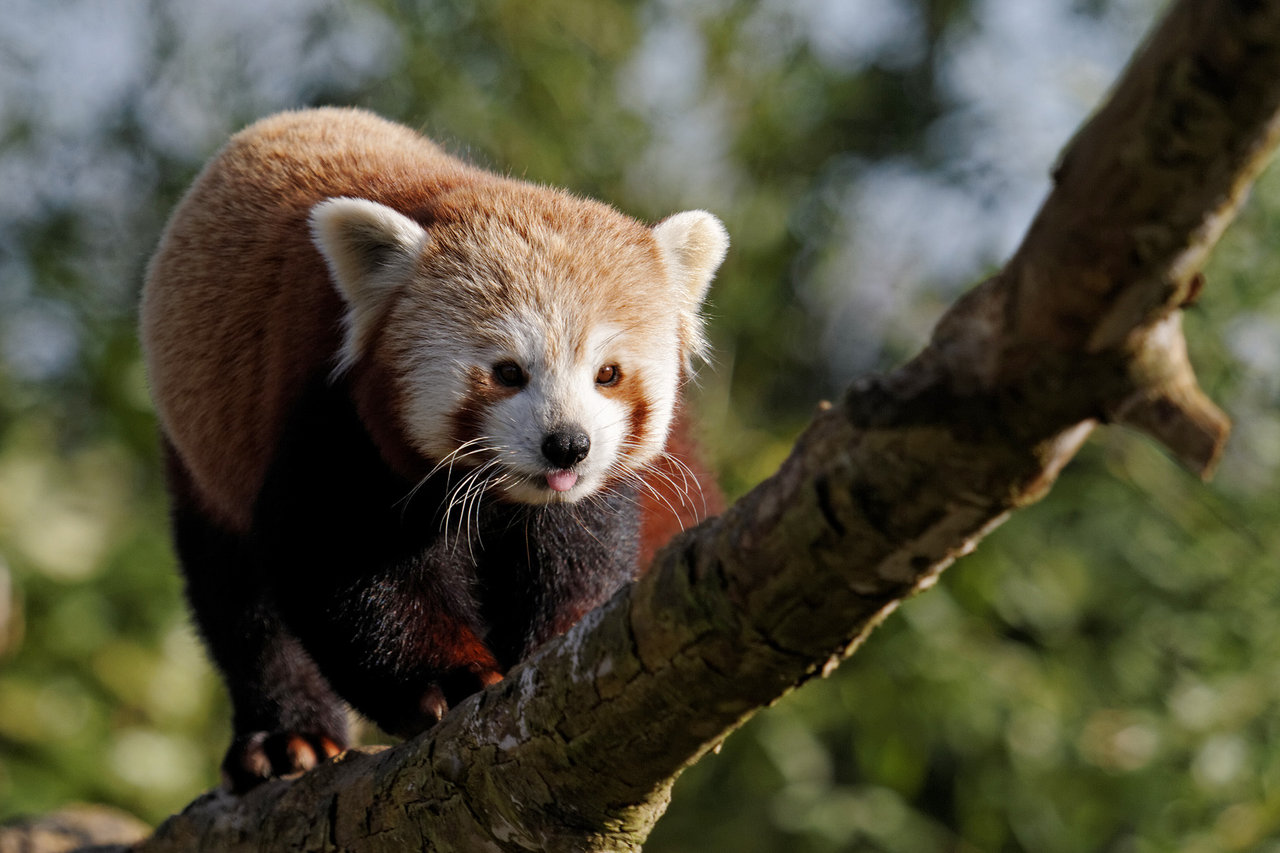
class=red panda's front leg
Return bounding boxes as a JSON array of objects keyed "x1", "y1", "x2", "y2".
[
  {"x1": 248, "y1": 378, "x2": 507, "y2": 742},
  {"x1": 163, "y1": 441, "x2": 350, "y2": 792},
  {"x1": 265, "y1": 559, "x2": 507, "y2": 739}
]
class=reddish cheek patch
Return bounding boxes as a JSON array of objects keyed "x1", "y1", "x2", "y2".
[
  {"x1": 589, "y1": 360, "x2": 654, "y2": 457},
  {"x1": 448, "y1": 366, "x2": 517, "y2": 450},
  {"x1": 449, "y1": 395, "x2": 487, "y2": 448},
  {"x1": 624, "y1": 392, "x2": 652, "y2": 460}
]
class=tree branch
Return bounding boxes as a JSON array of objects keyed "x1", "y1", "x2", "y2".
[{"x1": 11, "y1": 1, "x2": 1280, "y2": 850}]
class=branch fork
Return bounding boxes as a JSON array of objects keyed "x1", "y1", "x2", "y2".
[{"x1": 1108, "y1": 309, "x2": 1230, "y2": 477}]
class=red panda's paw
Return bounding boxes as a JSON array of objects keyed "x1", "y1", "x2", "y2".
[
  {"x1": 473, "y1": 665, "x2": 505, "y2": 689},
  {"x1": 437, "y1": 662, "x2": 505, "y2": 712},
  {"x1": 418, "y1": 683, "x2": 450, "y2": 724},
  {"x1": 221, "y1": 730, "x2": 344, "y2": 793},
  {"x1": 395, "y1": 666, "x2": 506, "y2": 737}
]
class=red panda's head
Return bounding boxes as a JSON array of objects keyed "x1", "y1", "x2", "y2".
[{"x1": 309, "y1": 187, "x2": 727, "y2": 506}]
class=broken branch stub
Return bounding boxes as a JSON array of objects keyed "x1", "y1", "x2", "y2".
[{"x1": 981, "y1": 0, "x2": 1280, "y2": 473}]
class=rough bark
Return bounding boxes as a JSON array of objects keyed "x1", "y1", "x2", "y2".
[{"x1": 7, "y1": 0, "x2": 1280, "y2": 850}]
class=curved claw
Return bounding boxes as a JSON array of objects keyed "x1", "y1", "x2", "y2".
[{"x1": 222, "y1": 731, "x2": 344, "y2": 793}]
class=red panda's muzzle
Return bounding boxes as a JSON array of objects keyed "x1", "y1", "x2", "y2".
[{"x1": 541, "y1": 428, "x2": 589, "y2": 493}]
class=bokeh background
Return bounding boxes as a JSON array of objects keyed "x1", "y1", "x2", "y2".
[{"x1": 4, "y1": 0, "x2": 1280, "y2": 850}]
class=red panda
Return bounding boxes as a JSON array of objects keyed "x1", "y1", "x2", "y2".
[{"x1": 140, "y1": 107, "x2": 727, "y2": 791}]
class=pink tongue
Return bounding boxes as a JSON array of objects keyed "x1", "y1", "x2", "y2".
[{"x1": 545, "y1": 470, "x2": 579, "y2": 492}]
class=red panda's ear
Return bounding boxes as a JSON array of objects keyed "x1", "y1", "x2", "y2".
[
  {"x1": 310, "y1": 198, "x2": 428, "y2": 373},
  {"x1": 653, "y1": 210, "x2": 729, "y2": 367}
]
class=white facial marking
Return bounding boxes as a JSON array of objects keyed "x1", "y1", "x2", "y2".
[
  {"x1": 485, "y1": 316, "x2": 630, "y2": 504},
  {"x1": 396, "y1": 296, "x2": 681, "y2": 506}
]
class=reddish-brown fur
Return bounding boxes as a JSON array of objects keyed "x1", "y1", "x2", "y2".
[
  {"x1": 142, "y1": 108, "x2": 727, "y2": 789},
  {"x1": 638, "y1": 408, "x2": 724, "y2": 566},
  {"x1": 144, "y1": 107, "x2": 706, "y2": 533}
]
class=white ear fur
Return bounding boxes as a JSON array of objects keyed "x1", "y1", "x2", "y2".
[
  {"x1": 653, "y1": 210, "x2": 729, "y2": 365},
  {"x1": 309, "y1": 197, "x2": 428, "y2": 373}
]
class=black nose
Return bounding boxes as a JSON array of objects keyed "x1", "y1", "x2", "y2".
[{"x1": 542, "y1": 429, "x2": 591, "y2": 468}]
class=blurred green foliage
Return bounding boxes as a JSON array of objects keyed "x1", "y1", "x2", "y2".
[{"x1": 3, "y1": 0, "x2": 1280, "y2": 850}]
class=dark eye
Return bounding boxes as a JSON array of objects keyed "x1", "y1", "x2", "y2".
[
  {"x1": 596, "y1": 364, "x2": 620, "y2": 386},
  {"x1": 493, "y1": 361, "x2": 526, "y2": 388}
]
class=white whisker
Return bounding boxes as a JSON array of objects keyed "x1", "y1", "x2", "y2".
[
  {"x1": 396, "y1": 437, "x2": 494, "y2": 518},
  {"x1": 439, "y1": 453, "x2": 505, "y2": 552}
]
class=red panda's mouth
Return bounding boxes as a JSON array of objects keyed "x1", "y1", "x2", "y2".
[
  {"x1": 498, "y1": 467, "x2": 597, "y2": 505},
  {"x1": 544, "y1": 469, "x2": 579, "y2": 492}
]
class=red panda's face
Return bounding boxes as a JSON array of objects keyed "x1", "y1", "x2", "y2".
[
  {"x1": 395, "y1": 302, "x2": 682, "y2": 505},
  {"x1": 310, "y1": 193, "x2": 728, "y2": 507}
]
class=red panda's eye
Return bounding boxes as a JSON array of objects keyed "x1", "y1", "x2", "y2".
[
  {"x1": 596, "y1": 365, "x2": 620, "y2": 386},
  {"x1": 493, "y1": 362, "x2": 526, "y2": 388}
]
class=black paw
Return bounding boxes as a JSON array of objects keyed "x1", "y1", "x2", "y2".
[
  {"x1": 418, "y1": 682, "x2": 450, "y2": 725},
  {"x1": 382, "y1": 667, "x2": 505, "y2": 739},
  {"x1": 222, "y1": 730, "x2": 344, "y2": 793}
]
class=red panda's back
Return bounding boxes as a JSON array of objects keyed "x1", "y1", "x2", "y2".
[{"x1": 140, "y1": 108, "x2": 463, "y2": 532}]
